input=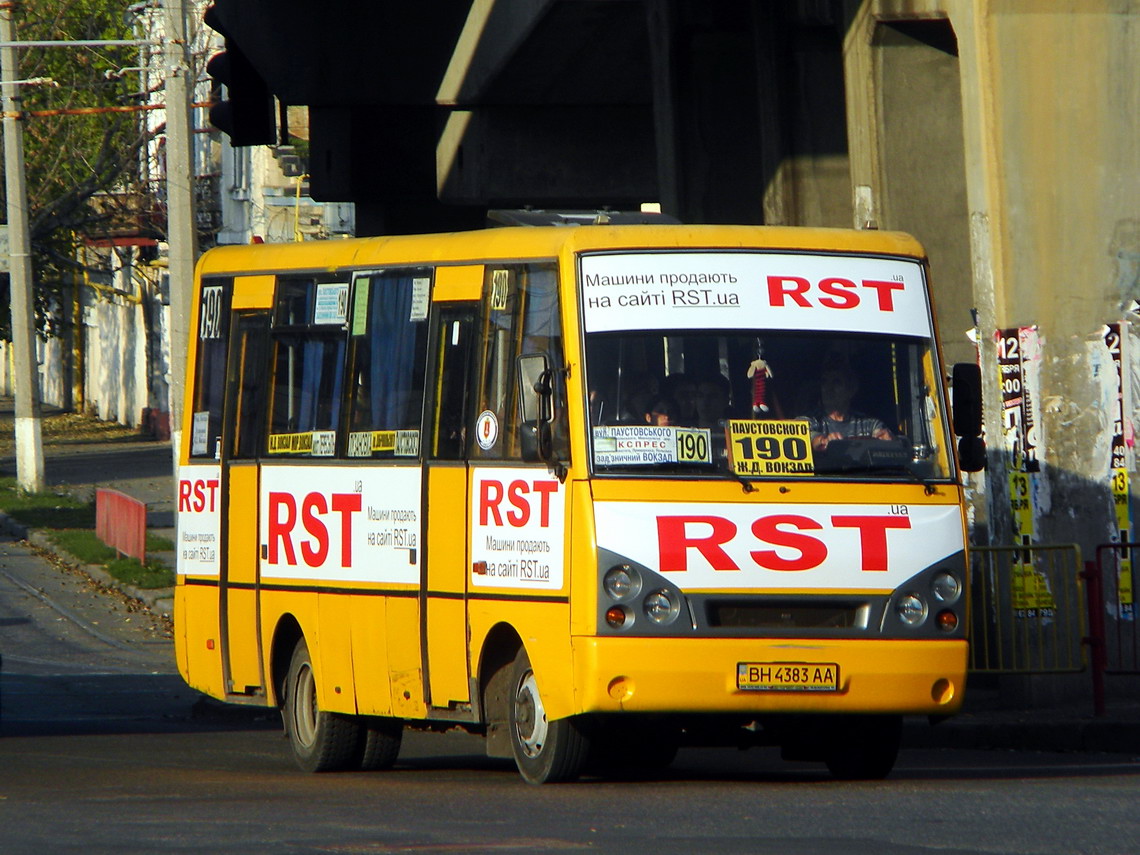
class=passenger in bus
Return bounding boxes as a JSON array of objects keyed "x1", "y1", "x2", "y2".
[
  {"x1": 662, "y1": 373, "x2": 699, "y2": 424},
  {"x1": 694, "y1": 374, "x2": 732, "y2": 428},
  {"x1": 800, "y1": 364, "x2": 893, "y2": 451},
  {"x1": 644, "y1": 395, "x2": 679, "y2": 426}
]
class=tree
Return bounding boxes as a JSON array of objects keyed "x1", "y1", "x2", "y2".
[{"x1": 1, "y1": 0, "x2": 159, "y2": 340}]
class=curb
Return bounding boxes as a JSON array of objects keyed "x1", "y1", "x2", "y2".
[{"x1": 0, "y1": 511, "x2": 174, "y2": 617}]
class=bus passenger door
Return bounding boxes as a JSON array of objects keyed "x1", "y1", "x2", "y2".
[
  {"x1": 424, "y1": 307, "x2": 477, "y2": 708},
  {"x1": 220, "y1": 311, "x2": 271, "y2": 697}
]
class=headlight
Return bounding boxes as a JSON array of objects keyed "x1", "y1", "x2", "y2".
[
  {"x1": 931, "y1": 571, "x2": 962, "y2": 604},
  {"x1": 895, "y1": 593, "x2": 928, "y2": 626},
  {"x1": 643, "y1": 589, "x2": 680, "y2": 625},
  {"x1": 604, "y1": 564, "x2": 640, "y2": 601}
]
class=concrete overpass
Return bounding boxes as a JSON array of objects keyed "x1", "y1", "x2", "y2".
[{"x1": 204, "y1": 0, "x2": 1140, "y2": 704}]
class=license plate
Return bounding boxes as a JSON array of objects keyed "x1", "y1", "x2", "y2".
[{"x1": 737, "y1": 662, "x2": 840, "y2": 692}]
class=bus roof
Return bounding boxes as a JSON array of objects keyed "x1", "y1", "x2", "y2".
[{"x1": 194, "y1": 225, "x2": 928, "y2": 278}]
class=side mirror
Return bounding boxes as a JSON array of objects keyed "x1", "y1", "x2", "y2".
[
  {"x1": 957, "y1": 435, "x2": 987, "y2": 473},
  {"x1": 517, "y1": 353, "x2": 553, "y2": 462},
  {"x1": 951, "y1": 363, "x2": 986, "y2": 472}
]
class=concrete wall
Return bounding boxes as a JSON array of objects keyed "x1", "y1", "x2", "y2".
[
  {"x1": 843, "y1": 0, "x2": 1140, "y2": 562},
  {"x1": 0, "y1": 264, "x2": 168, "y2": 436}
]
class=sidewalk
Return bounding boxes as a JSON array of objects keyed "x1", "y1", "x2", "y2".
[
  {"x1": 0, "y1": 400, "x2": 177, "y2": 614},
  {"x1": 1, "y1": 406, "x2": 1138, "y2": 755}
]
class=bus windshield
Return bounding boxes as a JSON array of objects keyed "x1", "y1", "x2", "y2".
[{"x1": 579, "y1": 250, "x2": 954, "y2": 481}]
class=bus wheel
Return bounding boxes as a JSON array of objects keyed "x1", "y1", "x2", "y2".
[
  {"x1": 508, "y1": 649, "x2": 590, "y2": 784},
  {"x1": 356, "y1": 717, "x2": 403, "y2": 771},
  {"x1": 823, "y1": 714, "x2": 902, "y2": 781},
  {"x1": 283, "y1": 638, "x2": 360, "y2": 773}
]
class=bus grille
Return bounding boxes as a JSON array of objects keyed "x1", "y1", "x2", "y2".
[{"x1": 705, "y1": 599, "x2": 869, "y2": 630}]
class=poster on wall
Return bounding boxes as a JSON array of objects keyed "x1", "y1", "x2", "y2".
[
  {"x1": 1106, "y1": 322, "x2": 1134, "y2": 620},
  {"x1": 996, "y1": 326, "x2": 1054, "y2": 615}
]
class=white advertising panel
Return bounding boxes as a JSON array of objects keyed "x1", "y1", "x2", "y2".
[
  {"x1": 471, "y1": 467, "x2": 566, "y2": 590},
  {"x1": 259, "y1": 465, "x2": 421, "y2": 584},
  {"x1": 177, "y1": 465, "x2": 222, "y2": 576},
  {"x1": 580, "y1": 252, "x2": 931, "y2": 337},
  {"x1": 594, "y1": 500, "x2": 963, "y2": 591}
]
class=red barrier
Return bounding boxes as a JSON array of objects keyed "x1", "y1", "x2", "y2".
[
  {"x1": 1082, "y1": 560, "x2": 1107, "y2": 717},
  {"x1": 95, "y1": 488, "x2": 146, "y2": 563}
]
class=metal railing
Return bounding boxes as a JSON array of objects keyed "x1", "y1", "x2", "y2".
[
  {"x1": 968, "y1": 543, "x2": 1085, "y2": 673},
  {"x1": 1092, "y1": 543, "x2": 1140, "y2": 674}
]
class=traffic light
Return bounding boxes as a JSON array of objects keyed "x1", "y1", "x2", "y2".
[{"x1": 203, "y1": 4, "x2": 277, "y2": 146}]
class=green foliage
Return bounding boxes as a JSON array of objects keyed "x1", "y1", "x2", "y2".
[
  {"x1": 2, "y1": 1, "x2": 156, "y2": 340},
  {"x1": 0, "y1": 477, "x2": 175, "y2": 589},
  {"x1": 48, "y1": 529, "x2": 175, "y2": 589},
  {"x1": 0, "y1": 478, "x2": 93, "y2": 526}
]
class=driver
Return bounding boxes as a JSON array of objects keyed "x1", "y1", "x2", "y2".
[{"x1": 800, "y1": 364, "x2": 893, "y2": 451}]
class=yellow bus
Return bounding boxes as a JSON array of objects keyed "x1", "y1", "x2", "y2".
[{"x1": 175, "y1": 222, "x2": 984, "y2": 783}]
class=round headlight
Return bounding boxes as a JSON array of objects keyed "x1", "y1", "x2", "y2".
[
  {"x1": 895, "y1": 593, "x2": 928, "y2": 626},
  {"x1": 604, "y1": 565, "x2": 639, "y2": 601},
  {"x1": 643, "y1": 589, "x2": 680, "y2": 625},
  {"x1": 931, "y1": 571, "x2": 962, "y2": 604}
]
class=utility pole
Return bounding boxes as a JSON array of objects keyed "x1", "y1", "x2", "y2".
[
  {"x1": 164, "y1": 0, "x2": 198, "y2": 466},
  {"x1": 0, "y1": 2, "x2": 44, "y2": 493}
]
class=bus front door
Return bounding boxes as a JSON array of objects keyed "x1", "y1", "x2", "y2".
[
  {"x1": 423, "y1": 308, "x2": 477, "y2": 709},
  {"x1": 220, "y1": 311, "x2": 271, "y2": 697}
]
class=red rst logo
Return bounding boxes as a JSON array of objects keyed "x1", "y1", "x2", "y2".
[
  {"x1": 766, "y1": 275, "x2": 905, "y2": 311},
  {"x1": 479, "y1": 478, "x2": 559, "y2": 528},
  {"x1": 178, "y1": 478, "x2": 219, "y2": 513},
  {"x1": 267, "y1": 491, "x2": 362, "y2": 567},
  {"x1": 657, "y1": 513, "x2": 912, "y2": 573}
]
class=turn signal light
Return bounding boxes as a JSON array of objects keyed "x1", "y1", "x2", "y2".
[
  {"x1": 936, "y1": 609, "x2": 959, "y2": 632},
  {"x1": 605, "y1": 606, "x2": 628, "y2": 628}
]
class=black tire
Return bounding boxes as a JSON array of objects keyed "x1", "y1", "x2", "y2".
[
  {"x1": 508, "y1": 649, "x2": 590, "y2": 784},
  {"x1": 282, "y1": 638, "x2": 361, "y2": 773},
  {"x1": 356, "y1": 716, "x2": 403, "y2": 771},
  {"x1": 823, "y1": 714, "x2": 902, "y2": 781}
]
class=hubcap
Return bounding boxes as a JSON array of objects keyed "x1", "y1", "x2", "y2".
[
  {"x1": 513, "y1": 670, "x2": 548, "y2": 758},
  {"x1": 292, "y1": 661, "x2": 318, "y2": 747}
]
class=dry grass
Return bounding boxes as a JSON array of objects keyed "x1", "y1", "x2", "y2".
[{"x1": 0, "y1": 409, "x2": 144, "y2": 456}]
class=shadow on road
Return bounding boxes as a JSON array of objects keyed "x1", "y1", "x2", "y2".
[{"x1": 0, "y1": 671, "x2": 278, "y2": 738}]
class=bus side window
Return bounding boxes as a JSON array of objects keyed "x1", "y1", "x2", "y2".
[
  {"x1": 431, "y1": 310, "x2": 476, "y2": 460},
  {"x1": 266, "y1": 276, "x2": 348, "y2": 457},
  {"x1": 189, "y1": 277, "x2": 233, "y2": 459},
  {"x1": 344, "y1": 269, "x2": 431, "y2": 459},
  {"x1": 226, "y1": 312, "x2": 271, "y2": 460},
  {"x1": 471, "y1": 264, "x2": 567, "y2": 461}
]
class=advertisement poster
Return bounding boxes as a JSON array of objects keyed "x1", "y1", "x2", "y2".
[
  {"x1": 996, "y1": 326, "x2": 1054, "y2": 614},
  {"x1": 579, "y1": 252, "x2": 933, "y2": 338},
  {"x1": 470, "y1": 467, "x2": 566, "y2": 590},
  {"x1": 1106, "y1": 322, "x2": 1134, "y2": 619}
]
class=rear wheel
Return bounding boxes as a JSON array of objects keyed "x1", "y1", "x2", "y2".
[
  {"x1": 283, "y1": 638, "x2": 361, "y2": 772},
  {"x1": 356, "y1": 717, "x2": 403, "y2": 771},
  {"x1": 509, "y1": 649, "x2": 590, "y2": 784},
  {"x1": 823, "y1": 715, "x2": 902, "y2": 780}
]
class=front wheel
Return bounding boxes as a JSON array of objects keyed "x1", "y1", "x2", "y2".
[
  {"x1": 283, "y1": 638, "x2": 361, "y2": 772},
  {"x1": 508, "y1": 649, "x2": 590, "y2": 784}
]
